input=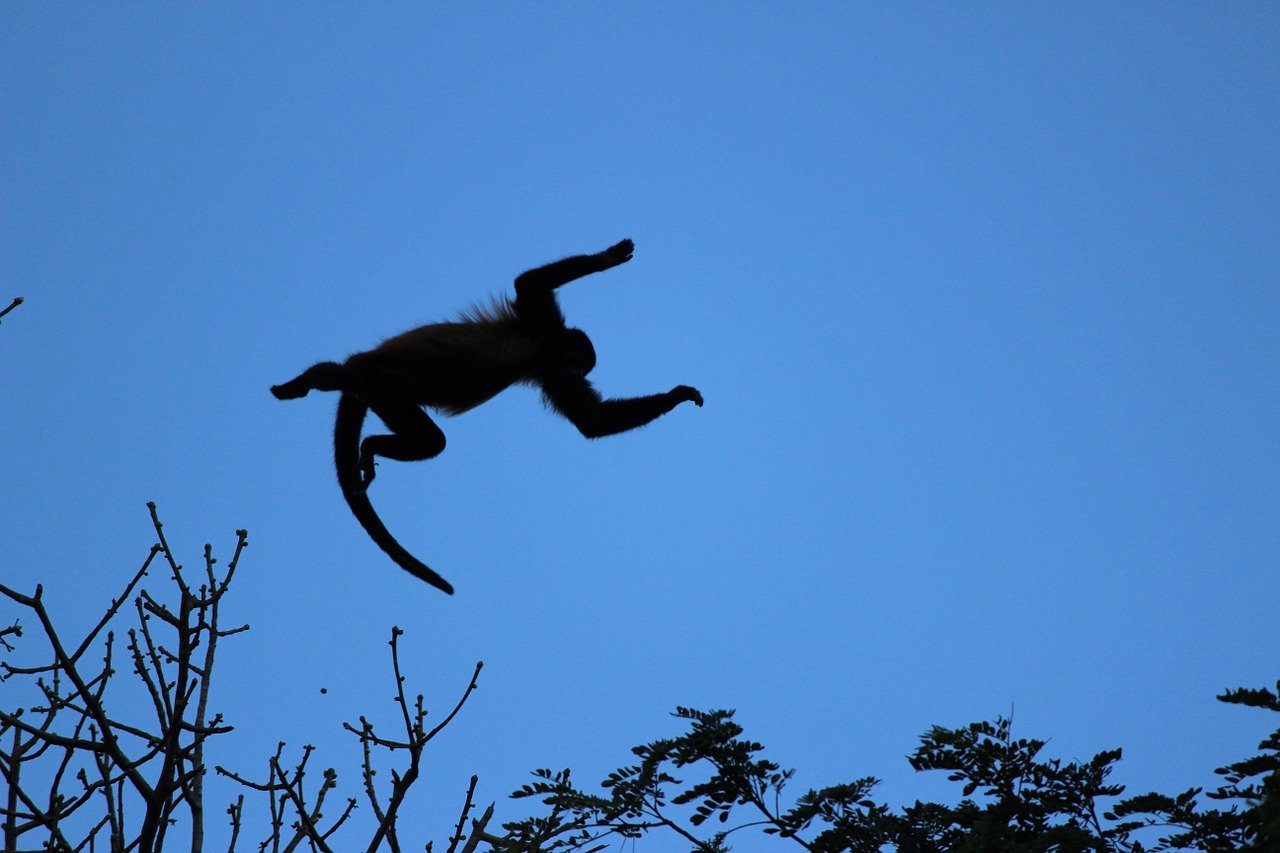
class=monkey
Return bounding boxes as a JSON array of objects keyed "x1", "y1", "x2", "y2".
[{"x1": 271, "y1": 239, "x2": 703, "y2": 595}]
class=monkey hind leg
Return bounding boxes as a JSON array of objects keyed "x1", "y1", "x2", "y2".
[
  {"x1": 272, "y1": 361, "x2": 347, "y2": 400},
  {"x1": 357, "y1": 400, "x2": 447, "y2": 487}
]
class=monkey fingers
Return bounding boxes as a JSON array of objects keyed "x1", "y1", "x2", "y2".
[
  {"x1": 671, "y1": 385, "x2": 704, "y2": 407},
  {"x1": 600, "y1": 238, "x2": 634, "y2": 267}
]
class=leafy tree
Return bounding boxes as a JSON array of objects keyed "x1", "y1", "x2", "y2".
[{"x1": 499, "y1": 693, "x2": 1279, "y2": 852}]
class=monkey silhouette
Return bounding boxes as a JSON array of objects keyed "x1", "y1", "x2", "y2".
[{"x1": 272, "y1": 239, "x2": 702, "y2": 594}]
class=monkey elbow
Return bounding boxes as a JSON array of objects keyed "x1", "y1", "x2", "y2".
[{"x1": 574, "y1": 420, "x2": 609, "y2": 440}]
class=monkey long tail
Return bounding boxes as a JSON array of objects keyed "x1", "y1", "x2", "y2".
[{"x1": 334, "y1": 392, "x2": 456, "y2": 595}]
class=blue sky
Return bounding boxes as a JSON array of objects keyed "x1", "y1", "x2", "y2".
[{"x1": 2, "y1": 4, "x2": 1277, "y2": 848}]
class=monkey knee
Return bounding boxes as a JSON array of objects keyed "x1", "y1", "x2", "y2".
[
  {"x1": 408, "y1": 432, "x2": 446, "y2": 459},
  {"x1": 361, "y1": 432, "x2": 445, "y2": 464}
]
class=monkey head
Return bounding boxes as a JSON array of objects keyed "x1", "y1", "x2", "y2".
[{"x1": 562, "y1": 327, "x2": 597, "y2": 376}]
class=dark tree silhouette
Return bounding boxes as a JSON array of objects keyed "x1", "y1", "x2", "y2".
[
  {"x1": 498, "y1": 695, "x2": 1279, "y2": 852},
  {"x1": 3, "y1": 507, "x2": 1276, "y2": 851}
]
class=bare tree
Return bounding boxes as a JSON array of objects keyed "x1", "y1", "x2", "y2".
[
  {"x1": 1, "y1": 505, "x2": 495, "y2": 853},
  {"x1": 1, "y1": 503, "x2": 244, "y2": 851}
]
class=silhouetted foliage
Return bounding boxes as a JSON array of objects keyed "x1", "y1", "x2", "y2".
[
  {"x1": 498, "y1": 694, "x2": 1280, "y2": 852},
  {"x1": 1104, "y1": 683, "x2": 1280, "y2": 852}
]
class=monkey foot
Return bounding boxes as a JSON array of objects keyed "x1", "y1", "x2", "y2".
[{"x1": 271, "y1": 381, "x2": 309, "y2": 400}]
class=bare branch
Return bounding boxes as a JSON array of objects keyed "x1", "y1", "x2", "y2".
[
  {"x1": 426, "y1": 661, "x2": 484, "y2": 744},
  {"x1": 69, "y1": 548, "x2": 158, "y2": 666},
  {"x1": 1, "y1": 583, "x2": 155, "y2": 802},
  {"x1": 0, "y1": 295, "x2": 22, "y2": 321},
  {"x1": 445, "y1": 776, "x2": 479, "y2": 853},
  {"x1": 226, "y1": 793, "x2": 244, "y2": 853},
  {"x1": 458, "y1": 802, "x2": 495, "y2": 853},
  {"x1": 2, "y1": 505, "x2": 247, "y2": 851},
  {"x1": 0, "y1": 620, "x2": 20, "y2": 653}
]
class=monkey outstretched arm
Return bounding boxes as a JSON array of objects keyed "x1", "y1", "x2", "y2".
[
  {"x1": 515, "y1": 239, "x2": 633, "y2": 294},
  {"x1": 541, "y1": 370, "x2": 702, "y2": 439},
  {"x1": 514, "y1": 239, "x2": 634, "y2": 324}
]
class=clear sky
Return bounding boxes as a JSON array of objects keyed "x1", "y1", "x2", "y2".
[{"x1": 2, "y1": 4, "x2": 1277, "y2": 849}]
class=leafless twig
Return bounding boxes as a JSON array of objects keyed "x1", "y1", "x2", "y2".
[{"x1": 0, "y1": 295, "x2": 22, "y2": 322}]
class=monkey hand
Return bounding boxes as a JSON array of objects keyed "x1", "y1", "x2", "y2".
[
  {"x1": 598, "y1": 238, "x2": 634, "y2": 269},
  {"x1": 359, "y1": 455, "x2": 378, "y2": 490},
  {"x1": 338, "y1": 457, "x2": 376, "y2": 495},
  {"x1": 669, "y1": 385, "x2": 704, "y2": 407}
]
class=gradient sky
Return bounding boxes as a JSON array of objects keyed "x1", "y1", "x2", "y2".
[{"x1": 2, "y1": 5, "x2": 1277, "y2": 849}]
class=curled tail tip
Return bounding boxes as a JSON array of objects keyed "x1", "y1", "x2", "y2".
[
  {"x1": 393, "y1": 555, "x2": 455, "y2": 595},
  {"x1": 387, "y1": 545, "x2": 455, "y2": 594},
  {"x1": 340, "y1": 476, "x2": 456, "y2": 594},
  {"x1": 401, "y1": 553, "x2": 455, "y2": 594}
]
